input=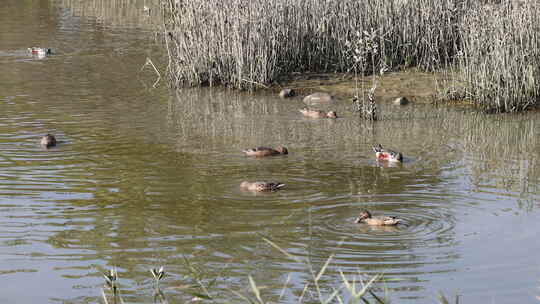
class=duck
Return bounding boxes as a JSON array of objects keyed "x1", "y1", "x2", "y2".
[
  {"x1": 300, "y1": 108, "x2": 338, "y2": 119},
  {"x1": 240, "y1": 181, "x2": 285, "y2": 192},
  {"x1": 242, "y1": 146, "x2": 288, "y2": 157},
  {"x1": 28, "y1": 47, "x2": 52, "y2": 56},
  {"x1": 372, "y1": 144, "x2": 403, "y2": 162},
  {"x1": 303, "y1": 92, "x2": 335, "y2": 104},
  {"x1": 354, "y1": 210, "x2": 403, "y2": 226},
  {"x1": 40, "y1": 134, "x2": 57, "y2": 148},
  {"x1": 279, "y1": 88, "x2": 295, "y2": 98}
]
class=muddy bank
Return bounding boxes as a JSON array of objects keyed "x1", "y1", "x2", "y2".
[{"x1": 272, "y1": 70, "x2": 443, "y2": 105}]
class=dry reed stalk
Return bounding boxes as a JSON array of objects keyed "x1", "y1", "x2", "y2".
[
  {"x1": 449, "y1": 0, "x2": 540, "y2": 112},
  {"x1": 162, "y1": 0, "x2": 463, "y2": 90}
]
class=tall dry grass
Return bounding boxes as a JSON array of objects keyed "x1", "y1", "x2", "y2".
[
  {"x1": 162, "y1": 0, "x2": 540, "y2": 112},
  {"x1": 445, "y1": 0, "x2": 540, "y2": 113},
  {"x1": 162, "y1": 0, "x2": 464, "y2": 90}
]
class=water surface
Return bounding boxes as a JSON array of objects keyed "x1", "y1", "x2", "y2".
[{"x1": 1, "y1": 1, "x2": 540, "y2": 303}]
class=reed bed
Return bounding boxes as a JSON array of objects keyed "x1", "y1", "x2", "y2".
[
  {"x1": 161, "y1": 0, "x2": 540, "y2": 112},
  {"x1": 161, "y1": 0, "x2": 463, "y2": 90},
  {"x1": 445, "y1": 0, "x2": 540, "y2": 112}
]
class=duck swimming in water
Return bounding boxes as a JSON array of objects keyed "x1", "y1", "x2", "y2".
[
  {"x1": 240, "y1": 181, "x2": 285, "y2": 192},
  {"x1": 372, "y1": 144, "x2": 403, "y2": 162},
  {"x1": 303, "y1": 92, "x2": 336, "y2": 104},
  {"x1": 40, "y1": 134, "x2": 57, "y2": 148},
  {"x1": 354, "y1": 210, "x2": 403, "y2": 226},
  {"x1": 28, "y1": 47, "x2": 52, "y2": 56},
  {"x1": 300, "y1": 108, "x2": 338, "y2": 119},
  {"x1": 279, "y1": 88, "x2": 295, "y2": 98},
  {"x1": 242, "y1": 146, "x2": 288, "y2": 157}
]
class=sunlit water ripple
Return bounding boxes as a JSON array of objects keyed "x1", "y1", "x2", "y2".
[{"x1": 1, "y1": 1, "x2": 540, "y2": 303}]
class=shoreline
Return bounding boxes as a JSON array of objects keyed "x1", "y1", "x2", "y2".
[{"x1": 269, "y1": 70, "x2": 444, "y2": 105}]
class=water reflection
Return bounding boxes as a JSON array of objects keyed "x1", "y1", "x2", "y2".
[
  {"x1": 159, "y1": 88, "x2": 463, "y2": 301},
  {"x1": 0, "y1": 0, "x2": 540, "y2": 303},
  {"x1": 59, "y1": 0, "x2": 161, "y2": 29}
]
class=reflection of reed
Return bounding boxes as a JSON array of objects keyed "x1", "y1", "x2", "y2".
[
  {"x1": 59, "y1": 0, "x2": 161, "y2": 29},
  {"x1": 459, "y1": 114, "x2": 540, "y2": 198},
  {"x1": 166, "y1": 88, "x2": 376, "y2": 153},
  {"x1": 537, "y1": 278, "x2": 540, "y2": 301},
  {"x1": 163, "y1": 88, "x2": 462, "y2": 198},
  {"x1": 168, "y1": 89, "x2": 540, "y2": 204}
]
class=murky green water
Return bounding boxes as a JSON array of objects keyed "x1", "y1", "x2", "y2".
[{"x1": 1, "y1": 1, "x2": 540, "y2": 303}]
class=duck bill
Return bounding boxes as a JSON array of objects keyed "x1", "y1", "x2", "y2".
[{"x1": 354, "y1": 217, "x2": 361, "y2": 223}]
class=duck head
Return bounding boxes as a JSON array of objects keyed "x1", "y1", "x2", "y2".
[
  {"x1": 354, "y1": 210, "x2": 372, "y2": 223},
  {"x1": 392, "y1": 151, "x2": 403, "y2": 162},
  {"x1": 276, "y1": 146, "x2": 288, "y2": 155},
  {"x1": 240, "y1": 181, "x2": 250, "y2": 188}
]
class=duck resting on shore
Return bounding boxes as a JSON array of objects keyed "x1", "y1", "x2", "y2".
[
  {"x1": 354, "y1": 210, "x2": 403, "y2": 226},
  {"x1": 240, "y1": 181, "x2": 285, "y2": 192},
  {"x1": 242, "y1": 146, "x2": 288, "y2": 157},
  {"x1": 372, "y1": 144, "x2": 403, "y2": 162}
]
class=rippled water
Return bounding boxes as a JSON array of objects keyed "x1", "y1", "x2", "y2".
[{"x1": 1, "y1": 0, "x2": 540, "y2": 303}]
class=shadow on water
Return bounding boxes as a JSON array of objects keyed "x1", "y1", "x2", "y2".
[{"x1": 1, "y1": 0, "x2": 540, "y2": 303}]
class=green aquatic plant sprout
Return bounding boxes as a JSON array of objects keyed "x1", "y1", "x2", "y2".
[
  {"x1": 103, "y1": 267, "x2": 118, "y2": 291},
  {"x1": 94, "y1": 249, "x2": 458, "y2": 303},
  {"x1": 438, "y1": 291, "x2": 460, "y2": 304},
  {"x1": 151, "y1": 266, "x2": 166, "y2": 287},
  {"x1": 101, "y1": 267, "x2": 126, "y2": 304},
  {"x1": 261, "y1": 237, "x2": 388, "y2": 303}
]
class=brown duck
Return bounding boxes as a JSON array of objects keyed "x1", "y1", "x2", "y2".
[
  {"x1": 303, "y1": 92, "x2": 335, "y2": 104},
  {"x1": 299, "y1": 108, "x2": 338, "y2": 119},
  {"x1": 354, "y1": 210, "x2": 403, "y2": 226},
  {"x1": 242, "y1": 146, "x2": 288, "y2": 157}
]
